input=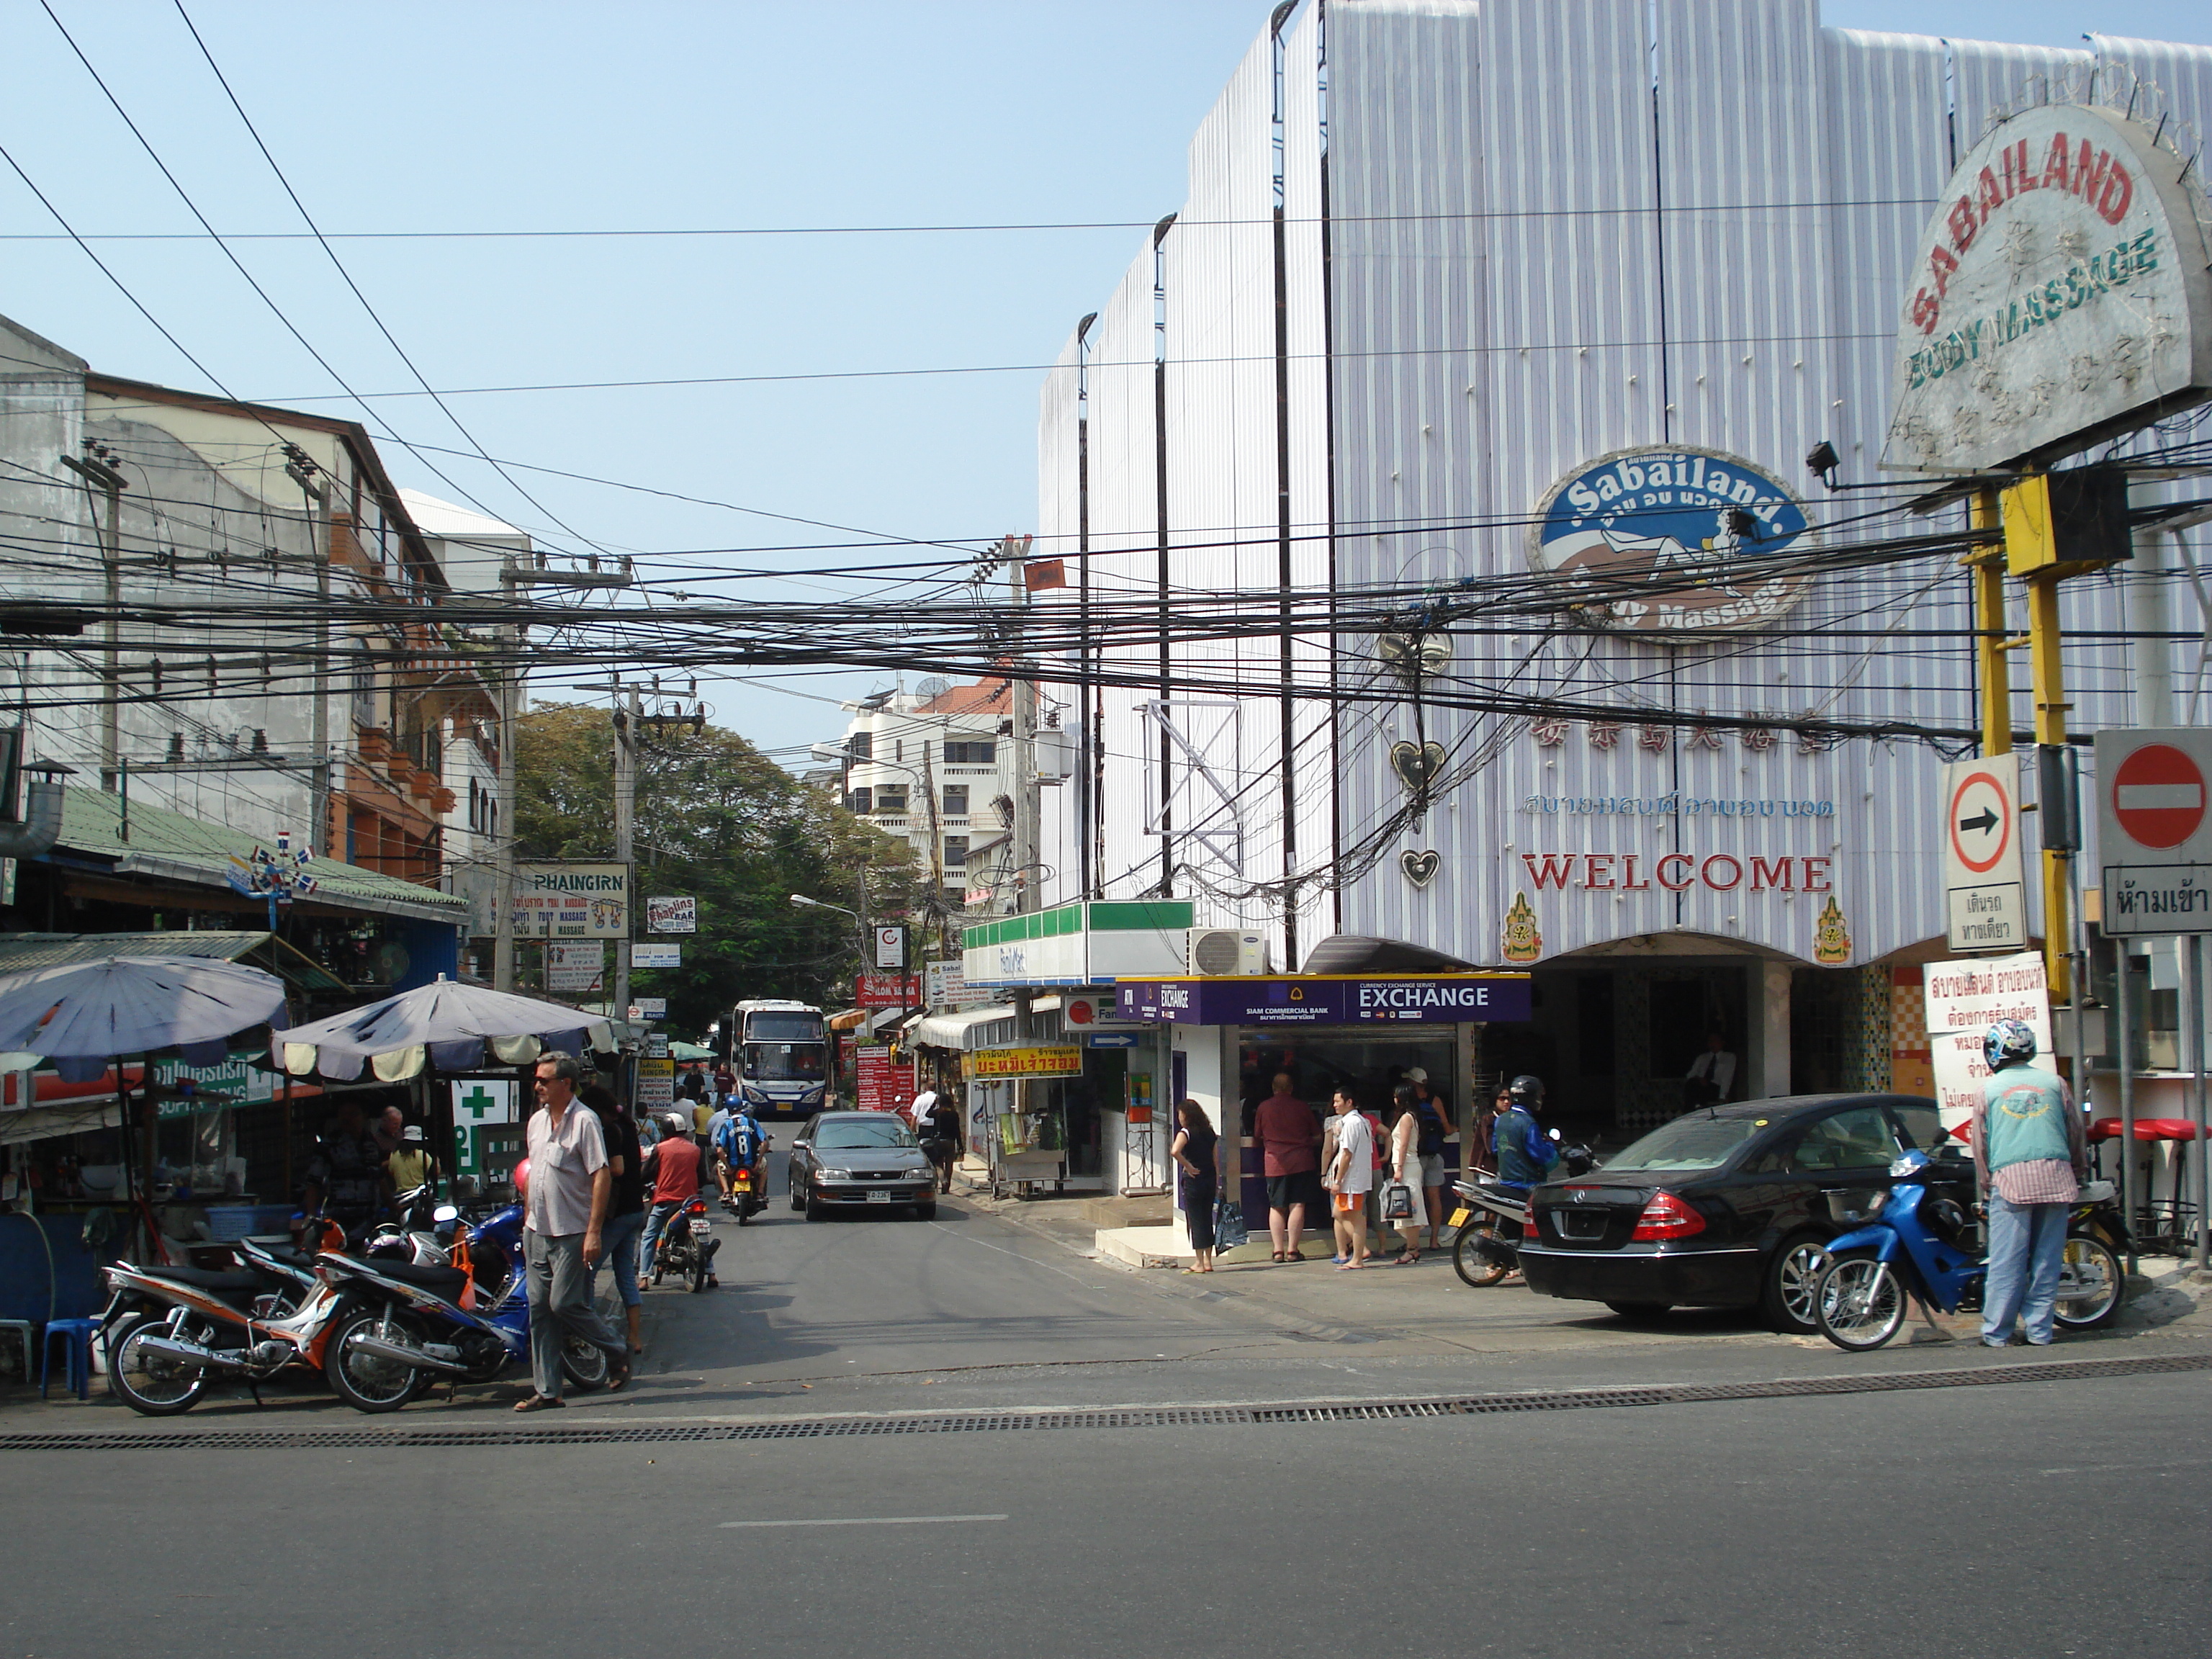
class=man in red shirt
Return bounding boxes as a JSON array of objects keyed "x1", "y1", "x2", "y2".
[
  {"x1": 640, "y1": 1112, "x2": 716, "y2": 1287},
  {"x1": 1252, "y1": 1072, "x2": 1322, "y2": 1262}
]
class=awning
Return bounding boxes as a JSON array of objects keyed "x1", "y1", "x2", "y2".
[
  {"x1": 0, "y1": 930, "x2": 346, "y2": 994},
  {"x1": 1298, "y1": 934, "x2": 1480, "y2": 974},
  {"x1": 909, "y1": 1004, "x2": 1016, "y2": 1052},
  {"x1": 825, "y1": 1007, "x2": 869, "y2": 1033}
]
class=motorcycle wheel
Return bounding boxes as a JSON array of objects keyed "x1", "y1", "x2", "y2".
[
  {"x1": 1452, "y1": 1224, "x2": 1510, "y2": 1287},
  {"x1": 325, "y1": 1306, "x2": 430, "y2": 1413},
  {"x1": 562, "y1": 1335, "x2": 611, "y2": 1390},
  {"x1": 690, "y1": 1252, "x2": 710, "y2": 1293},
  {"x1": 1813, "y1": 1255, "x2": 1907, "y2": 1352},
  {"x1": 106, "y1": 1311, "x2": 208, "y2": 1416},
  {"x1": 2052, "y1": 1233, "x2": 2125, "y2": 1331}
]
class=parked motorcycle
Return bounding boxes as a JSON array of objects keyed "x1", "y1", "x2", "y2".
[
  {"x1": 1449, "y1": 1143, "x2": 1596, "y2": 1287},
  {"x1": 315, "y1": 1202, "x2": 611, "y2": 1413},
  {"x1": 652, "y1": 1195, "x2": 719, "y2": 1292},
  {"x1": 99, "y1": 1248, "x2": 343, "y2": 1417},
  {"x1": 1812, "y1": 1151, "x2": 2126, "y2": 1351}
]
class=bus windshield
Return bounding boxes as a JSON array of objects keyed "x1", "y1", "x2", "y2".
[
  {"x1": 745, "y1": 1012, "x2": 824, "y2": 1043},
  {"x1": 744, "y1": 1043, "x2": 824, "y2": 1082}
]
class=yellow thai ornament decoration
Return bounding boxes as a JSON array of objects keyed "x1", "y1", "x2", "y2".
[
  {"x1": 1812, "y1": 894, "x2": 1852, "y2": 966},
  {"x1": 1501, "y1": 889, "x2": 1542, "y2": 964}
]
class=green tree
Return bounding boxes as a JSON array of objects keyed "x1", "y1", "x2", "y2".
[{"x1": 513, "y1": 703, "x2": 919, "y2": 1036}]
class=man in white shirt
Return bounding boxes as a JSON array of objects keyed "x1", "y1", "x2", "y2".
[
  {"x1": 1325, "y1": 1088, "x2": 1374, "y2": 1270},
  {"x1": 517, "y1": 1053, "x2": 630, "y2": 1411},
  {"x1": 1684, "y1": 1032, "x2": 1737, "y2": 1107}
]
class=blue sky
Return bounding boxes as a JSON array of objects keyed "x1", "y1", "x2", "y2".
[{"x1": 3, "y1": 1, "x2": 2208, "y2": 760}]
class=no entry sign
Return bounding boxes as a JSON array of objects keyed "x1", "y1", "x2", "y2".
[{"x1": 2098, "y1": 729, "x2": 2212, "y2": 935}]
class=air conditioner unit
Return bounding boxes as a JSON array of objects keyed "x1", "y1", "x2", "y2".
[{"x1": 1187, "y1": 927, "x2": 1270, "y2": 976}]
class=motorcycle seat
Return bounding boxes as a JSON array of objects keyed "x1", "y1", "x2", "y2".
[
  {"x1": 148, "y1": 1266, "x2": 266, "y2": 1296},
  {"x1": 359, "y1": 1261, "x2": 472, "y2": 1295}
]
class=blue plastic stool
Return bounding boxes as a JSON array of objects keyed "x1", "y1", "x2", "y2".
[{"x1": 40, "y1": 1318, "x2": 99, "y2": 1401}]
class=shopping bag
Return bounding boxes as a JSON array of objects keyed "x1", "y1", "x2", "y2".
[
  {"x1": 1382, "y1": 1179, "x2": 1416, "y2": 1221},
  {"x1": 1215, "y1": 1190, "x2": 1249, "y2": 1251}
]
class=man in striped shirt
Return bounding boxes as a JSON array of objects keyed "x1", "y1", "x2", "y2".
[{"x1": 1969, "y1": 1020, "x2": 2088, "y2": 1349}]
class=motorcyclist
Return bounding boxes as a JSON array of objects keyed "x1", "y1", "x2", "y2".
[
  {"x1": 639, "y1": 1112, "x2": 716, "y2": 1287},
  {"x1": 714, "y1": 1097, "x2": 769, "y2": 1218},
  {"x1": 1491, "y1": 1074, "x2": 1560, "y2": 1197}
]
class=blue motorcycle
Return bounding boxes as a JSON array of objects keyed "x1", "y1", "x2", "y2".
[
  {"x1": 1812, "y1": 1149, "x2": 2125, "y2": 1352},
  {"x1": 318, "y1": 1201, "x2": 612, "y2": 1412}
]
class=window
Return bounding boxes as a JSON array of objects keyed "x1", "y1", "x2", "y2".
[
  {"x1": 944, "y1": 835, "x2": 969, "y2": 868},
  {"x1": 1606, "y1": 1114, "x2": 1766, "y2": 1173},
  {"x1": 1887, "y1": 1100, "x2": 1945, "y2": 1154},
  {"x1": 846, "y1": 787, "x2": 871, "y2": 814},
  {"x1": 943, "y1": 740, "x2": 996, "y2": 765},
  {"x1": 941, "y1": 785, "x2": 969, "y2": 817},
  {"x1": 874, "y1": 785, "x2": 908, "y2": 814},
  {"x1": 1785, "y1": 1107, "x2": 1899, "y2": 1173},
  {"x1": 848, "y1": 732, "x2": 872, "y2": 761},
  {"x1": 814, "y1": 1118, "x2": 918, "y2": 1150}
]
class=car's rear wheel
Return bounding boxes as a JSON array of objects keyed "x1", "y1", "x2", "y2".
[
  {"x1": 1814, "y1": 1255, "x2": 1906, "y2": 1351},
  {"x1": 1762, "y1": 1232, "x2": 1830, "y2": 1334},
  {"x1": 1604, "y1": 1301, "x2": 1673, "y2": 1319},
  {"x1": 1452, "y1": 1225, "x2": 1510, "y2": 1287}
]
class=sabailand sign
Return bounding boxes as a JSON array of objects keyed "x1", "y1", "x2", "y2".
[{"x1": 1884, "y1": 99, "x2": 2212, "y2": 474}]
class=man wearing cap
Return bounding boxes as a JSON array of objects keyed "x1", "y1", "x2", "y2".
[{"x1": 385, "y1": 1122, "x2": 439, "y2": 1193}]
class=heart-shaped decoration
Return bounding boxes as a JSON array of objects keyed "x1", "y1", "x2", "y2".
[
  {"x1": 1390, "y1": 739, "x2": 1447, "y2": 793},
  {"x1": 1401, "y1": 849, "x2": 1441, "y2": 887}
]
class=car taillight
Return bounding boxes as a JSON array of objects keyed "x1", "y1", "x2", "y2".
[{"x1": 1630, "y1": 1192, "x2": 1705, "y2": 1241}]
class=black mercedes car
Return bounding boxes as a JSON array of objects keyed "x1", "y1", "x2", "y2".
[
  {"x1": 1518, "y1": 1093, "x2": 1953, "y2": 1333},
  {"x1": 788, "y1": 1111, "x2": 938, "y2": 1220}
]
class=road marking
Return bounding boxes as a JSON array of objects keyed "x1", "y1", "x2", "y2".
[{"x1": 719, "y1": 1514, "x2": 1010, "y2": 1529}]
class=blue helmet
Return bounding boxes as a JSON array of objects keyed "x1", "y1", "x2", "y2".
[{"x1": 1984, "y1": 1019, "x2": 2037, "y2": 1071}]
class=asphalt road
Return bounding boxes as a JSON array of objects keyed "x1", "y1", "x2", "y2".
[{"x1": 5, "y1": 1369, "x2": 2205, "y2": 1658}]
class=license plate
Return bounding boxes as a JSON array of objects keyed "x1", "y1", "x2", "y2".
[
  {"x1": 689, "y1": 1218, "x2": 714, "y2": 1236},
  {"x1": 866, "y1": 1190, "x2": 892, "y2": 1204},
  {"x1": 1448, "y1": 1206, "x2": 1470, "y2": 1228}
]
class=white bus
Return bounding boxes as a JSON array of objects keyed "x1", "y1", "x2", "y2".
[{"x1": 727, "y1": 999, "x2": 830, "y2": 1118}]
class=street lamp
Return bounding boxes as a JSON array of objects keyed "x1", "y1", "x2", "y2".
[{"x1": 791, "y1": 892, "x2": 868, "y2": 962}]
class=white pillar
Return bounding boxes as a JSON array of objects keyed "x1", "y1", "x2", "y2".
[
  {"x1": 2129, "y1": 527, "x2": 2175, "y2": 728},
  {"x1": 1758, "y1": 961, "x2": 1792, "y2": 1099}
]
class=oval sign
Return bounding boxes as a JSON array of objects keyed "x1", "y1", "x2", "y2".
[{"x1": 1528, "y1": 445, "x2": 1814, "y2": 635}]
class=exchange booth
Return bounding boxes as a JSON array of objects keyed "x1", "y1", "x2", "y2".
[{"x1": 1115, "y1": 971, "x2": 1533, "y2": 1228}]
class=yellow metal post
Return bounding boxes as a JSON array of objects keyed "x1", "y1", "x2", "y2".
[
  {"x1": 2000, "y1": 474, "x2": 2071, "y2": 1002},
  {"x1": 1969, "y1": 490, "x2": 2010, "y2": 758}
]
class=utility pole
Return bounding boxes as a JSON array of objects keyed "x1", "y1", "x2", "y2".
[
  {"x1": 59, "y1": 447, "x2": 126, "y2": 793},
  {"x1": 497, "y1": 553, "x2": 635, "y2": 992},
  {"x1": 611, "y1": 684, "x2": 638, "y2": 1025},
  {"x1": 283, "y1": 448, "x2": 332, "y2": 855},
  {"x1": 1001, "y1": 534, "x2": 1038, "y2": 916}
]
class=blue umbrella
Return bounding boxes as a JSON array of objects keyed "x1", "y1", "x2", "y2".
[{"x1": 0, "y1": 955, "x2": 287, "y2": 1060}]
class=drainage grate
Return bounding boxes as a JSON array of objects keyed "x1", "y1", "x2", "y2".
[{"x1": 4, "y1": 1351, "x2": 2202, "y2": 1453}]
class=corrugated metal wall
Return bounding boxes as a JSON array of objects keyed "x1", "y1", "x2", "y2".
[{"x1": 1037, "y1": 1, "x2": 2212, "y2": 971}]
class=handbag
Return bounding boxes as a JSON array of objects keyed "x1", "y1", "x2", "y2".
[
  {"x1": 1214, "y1": 1188, "x2": 1249, "y2": 1251},
  {"x1": 1382, "y1": 1178, "x2": 1416, "y2": 1221}
]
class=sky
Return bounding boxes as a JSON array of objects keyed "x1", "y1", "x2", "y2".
[{"x1": 4, "y1": 0, "x2": 2211, "y2": 765}]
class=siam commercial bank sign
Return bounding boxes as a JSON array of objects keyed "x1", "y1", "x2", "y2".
[{"x1": 1115, "y1": 974, "x2": 1532, "y2": 1027}]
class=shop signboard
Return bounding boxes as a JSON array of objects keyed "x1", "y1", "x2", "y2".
[
  {"x1": 1529, "y1": 446, "x2": 1815, "y2": 634},
  {"x1": 2097, "y1": 728, "x2": 2212, "y2": 935},
  {"x1": 452, "y1": 1079, "x2": 518, "y2": 1179},
  {"x1": 962, "y1": 899, "x2": 1193, "y2": 987},
  {"x1": 150, "y1": 1053, "x2": 287, "y2": 1118},
  {"x1": 855, "y1": 1044, "x2": 916, "y2": 1113},
  {"x1": 1116, "y1": 974, "x2": 1532, "y2": 1027},
  {"x1": 634, "y1": 997, "x2": 667, "y2": 1020},
  {"x1": 546, "y1": 941, "x2": 606, "y2": 994},
  {"x1": 645, "y1": 895, "x2": 698, "y2": 934},
  {"x1": 856, "y1": 972, "x2": 922, "y2": 1009},
  {"x1": 925, "y1": 958, "x2": 989, "y2": 1007},
  {"x1": 630, "y1": 943, "x2": 682, "y2": 968},
  {"x1": 1923, "y1": 952, "x2": 2056, "y2": 1137},
  {"x1": 875, "y1": 925, "x2": 907, "y2": 968},
  {"x1": 965, "y1": 1046, "x2": 1083, "y2": 1080},
  {"x1": 513, "y1": 862, "x2": 630, "y2": 939},
  {"x1": 1941, "y1": 757, "x2": 2026, "y2": 953},
  {"x1": 638, "y1": 1030, "x2": 675, "y2": 1110},
  {"x1": 1884, "y1": 102, "x2": 2212, "y2": 476}
]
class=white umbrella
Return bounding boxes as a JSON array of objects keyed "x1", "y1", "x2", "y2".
[
  {"x1": 0, "y1": 956, "x2": 287, "y2": 1059},
  {"x1": 279, "y1": 976, "x2": 611, "y2": 1078}
]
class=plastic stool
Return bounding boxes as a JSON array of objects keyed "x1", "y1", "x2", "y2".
[{"x1": 40, "y1": 1318, "x2": 99, "y2": 1401}]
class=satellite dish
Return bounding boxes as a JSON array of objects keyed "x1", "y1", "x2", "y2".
[{"x1": 914, "y1": 677, "x2": 951, "y2": 700}]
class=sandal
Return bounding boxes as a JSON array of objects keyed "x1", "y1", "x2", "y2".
[
  {"x1": 513, "y1": 1393, "x2": 565, "y2": 1413},
  {"x1": 1392, "y1": 1250, "x2": 1420, "y2": 1266},
  {"x1": 606, "y1": 1355, "x2": 633, "y2": 1393},
  {"x1": 1271, "y1": 1251, "x2": 1287, "y2": 1264}
]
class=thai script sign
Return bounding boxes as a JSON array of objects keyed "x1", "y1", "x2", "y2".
[
  {"x1": 2098, "y1": 729, "x2": 2212, "y2": 937},
  {"x1": 855, "y1": 973, "x2": 923, "y2": 1010},
  {"x1": 513, "y1": 862, "x2": 629, "y2": 939},
  {"x1": 1884, "y1": 102, "x2": 2212, "y2": 474},
  {"x1": 546, "y1": 942, "x2": 606, "y2": 994},
  {"x1": 1923, "y1": 952, "x2": 2055, "y2": 1136},
  {"x1": 1520, "y1": 795, "x2": 1835, "y2": 818},
  {"x1": 1529, "y1": 446, "x2": 1814, "y2": 634},
  {"x1": 965, "y1": 1046, "x2": 1084, "y2": 1080},
  {"x1": 1115, "y1": 974, "x2": 1532, "y2": 1027},
  {"x1": 855, "y1": 1044, "x2": 917, "y2": 1112}
]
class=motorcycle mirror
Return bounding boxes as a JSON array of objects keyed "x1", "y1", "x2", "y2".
[{"x1": 1548, "y1": 1128, "x2": 1562, "y2": 1142}]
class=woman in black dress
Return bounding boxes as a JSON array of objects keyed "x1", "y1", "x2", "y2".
[{"x1": 1172, "y1": 1099, "x2": 1220, "y2": 1273}]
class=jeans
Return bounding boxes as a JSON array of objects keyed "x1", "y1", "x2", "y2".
[
  {"x1": 640, "y1": 1200, "x2": 685, "y2": 1276},
  {"x1": 599, "y1": 1209, "x2": 644, "y2": 1310},
  {"x1": 1983, "y1": 1193, "x2": 2069, "y2": 1344},
  {"x1": 523, "y1": 1228, "x2": 623, "y2": 1398}
]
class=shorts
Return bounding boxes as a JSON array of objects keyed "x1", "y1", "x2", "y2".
[
  {"x1": 1419, "y1": 1152, "x2": 1447, "y2": 1187},
  {"x1": 1265, "y1": 1170, "x2": 1325, "y2": 1214},
  {"x1": 1333, "y1": 1190, "x2": 1368, "y2": 1217}
]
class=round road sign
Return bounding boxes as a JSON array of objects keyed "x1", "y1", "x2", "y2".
[
  {"x1": 1948, "y1": 768, "x2": 2013, "y2": 874},
  {"x1": 2110, "y1": 743, "x2": 2207, "y2": 849}
]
